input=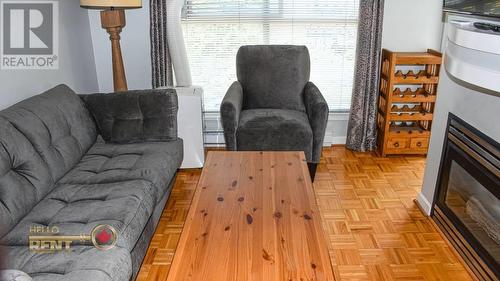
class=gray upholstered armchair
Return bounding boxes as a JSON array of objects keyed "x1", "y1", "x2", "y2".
[{"x1": 220, "y1": 45, "x2": 329, "y2": 180}]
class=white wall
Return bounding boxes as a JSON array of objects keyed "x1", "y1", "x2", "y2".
[
  {"x1": 417, "y1": 14, "x2": 500, "y2": 214},
  {"x1": 382, "y1": 0, "x2": 444, "y2": 51},
  {"x1": 0, "y1": 0, "x2": 445, "y2": 109},
  {"x1": 87, "y1": 0, "x2": 447, "y2": 93},
  {"x1": 85, "y1": 0, "x2": 445, "y2": 145},
  {"x1": 0, "y1": 0, "x2": 98, "y2": 109},
  {"x1": 0, "y1": 0, "x2": 446, "y2": 144},
  {"x1": 88, "y1": 3, "x2": 152, "y2": 93}
]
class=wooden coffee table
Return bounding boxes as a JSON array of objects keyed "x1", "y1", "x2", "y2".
[{"x1": 167, "y1": 151, "x2": 335, "y2": 281}]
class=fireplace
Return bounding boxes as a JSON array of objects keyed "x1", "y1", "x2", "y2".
[{"x1": 432, "y1": 113, "x2": 500, "y2": 281}]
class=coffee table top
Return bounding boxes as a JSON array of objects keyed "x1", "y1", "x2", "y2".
[{"x1": 167, "y1": 151, "x2": 335, "y2": 281}]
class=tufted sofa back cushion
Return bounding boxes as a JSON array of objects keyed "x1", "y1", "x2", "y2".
[
  {"x1": 0, "y1": 85, "x2": 97, "y2": 182},
  {"x1": 0, "y1": 119, "x2": 55, "y2": 237},
  {"x1": 0, "y1": 85, "x2": 97, "y2": 237},
  {"x1": 81, "y1": 89, "x2": 178, "y2": 144},
  {"x1": 0, "y1": 85, "x2": 97, "y2": 236}
]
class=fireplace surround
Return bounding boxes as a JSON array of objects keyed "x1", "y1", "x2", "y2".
[{"x1": 432, "y1": 113, "x2": 500, "y2": 281}]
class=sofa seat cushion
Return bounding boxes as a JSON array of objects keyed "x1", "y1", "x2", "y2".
[
  {"x1": 0, "y1": 246, "x2": 131, "y2": 281},
  {"x1": 236, "y1": 109, "x2": 313, "y2": 161},
  {"x1": 1, "y1": 179, "x2": 155, "y2": 251},
  {"x1": 57, "y1": 139, "x2": 183, "y2": 203}
]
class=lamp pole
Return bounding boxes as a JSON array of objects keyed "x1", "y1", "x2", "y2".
[{"x1": 100, "y1": 8, "x2": 128, "y2": 92}]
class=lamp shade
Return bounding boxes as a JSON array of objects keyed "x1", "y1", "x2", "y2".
[{"x1": 80, "y1": 0, "x2": 142, "y2": 8}]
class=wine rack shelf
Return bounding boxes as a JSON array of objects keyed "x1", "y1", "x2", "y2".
[
  {"x1": 393, "y1": 70, "x2": 439, "y2": 84},
  {"x1": 391, "y1": 88, "x2": 437, "y2": 103},
  {"x1": 389, "y1": 124, "x2": 431, "y2": 136},
  {"x1": 377, "y1": 49, "x2": 442, "y2": 156}
]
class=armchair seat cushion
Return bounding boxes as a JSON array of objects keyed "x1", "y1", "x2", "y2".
[{"x1": 236, "y1": 109, "x2": 313, "y2": 161}]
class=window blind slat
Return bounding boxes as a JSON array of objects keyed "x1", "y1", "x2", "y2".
[{"x1": 182, "y1": 0, "x2": 359, "y2": 111}]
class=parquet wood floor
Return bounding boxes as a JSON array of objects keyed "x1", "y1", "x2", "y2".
[{"x1": 137, "y1": 146, "x2": 473, "y2": 281}]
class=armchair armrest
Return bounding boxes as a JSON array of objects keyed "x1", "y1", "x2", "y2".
[
  {"x1": 304, "y1": 82, "x2": 329, "y2": 163},
  {"x1": 80, "y1": 89, "x2": 178, "y2": 144},
  {"x1": 220, "y1": 81, "x2": 244, "y2": 150}
]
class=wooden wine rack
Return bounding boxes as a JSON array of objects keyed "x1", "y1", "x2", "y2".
[{"x1": 377, "y1": 49, "x2": 442, "y2": 156}]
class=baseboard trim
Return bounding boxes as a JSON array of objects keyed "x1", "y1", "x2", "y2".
[
  {"x1": 416, "y1": 192, "x2": 432, "y2": 216},
  {"x1": 323, "y1": 136, "x2": 347, "y2": 146}
]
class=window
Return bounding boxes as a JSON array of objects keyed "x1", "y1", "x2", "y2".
[{"x1": 182, "y1": 0, "x2": 360, "y2": 112}]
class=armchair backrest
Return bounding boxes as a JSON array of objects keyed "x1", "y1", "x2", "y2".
[{"x1": 236, "y1": 45, "x2": 310, "y2": 112}]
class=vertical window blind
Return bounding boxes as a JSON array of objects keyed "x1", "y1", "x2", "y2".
[{"x1": 182, "y1": 0, "x2": 360, "y2": 112}]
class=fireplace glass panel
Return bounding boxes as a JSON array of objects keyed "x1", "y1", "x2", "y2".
[{"x1": 445, "y1": 161, "x2": 500, "y2": 265}]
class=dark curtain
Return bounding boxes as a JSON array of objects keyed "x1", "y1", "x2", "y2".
[
  {"x1": 150, "y1": 0, "x2": 174, "y2": 88},
  {"x1": 346, "y1": 0, "x2": 385, "y2": 152}
]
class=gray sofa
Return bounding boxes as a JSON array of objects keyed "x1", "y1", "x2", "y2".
[
  {"x1": 0, "y1": 85, "x2": 183, "y2": 281},
  {"x1": 220, "y1": 45, "x2": 329, "y2": 180}
]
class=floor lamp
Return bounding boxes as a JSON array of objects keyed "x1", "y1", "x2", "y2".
[{"x1": 80, "y1": 0, "x2": 142, "y2": 92}]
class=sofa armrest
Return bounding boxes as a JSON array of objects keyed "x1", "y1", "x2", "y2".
[
  {"x1": 220, "y1": 81, "x2": 244, "y2": 150},
  {"x1": 80, "y1": 89, "x2": 178, "y2": 144},
  {"x1": 304, "y1": 82, "x2": 329, "y2": 163}
]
